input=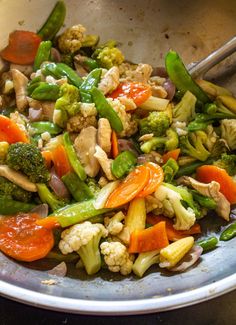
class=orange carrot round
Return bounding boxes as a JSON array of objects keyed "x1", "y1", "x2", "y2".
[
  {"x1": 0, "y1": 213, "x2": 54, "y2": 262},
  {"x1": 109, "y1": 82, "x2": 152, "y2": 106},
  {"x1": 0, "y1": 31, "x2": 41, "y2": 65},
  {"x1": 136, "y1": 162, "x2": 164, "y2": 198},
  {"x1": 162, "y1": 148, "x2": 181, "y2": 164},
  {"x1": 105, "y1": 165, "x2": 150, "y2": 208},
  {"x1": 0, "y1": 115, "x2": 29, "y2": 143},
  {"x1": 196, "y1": 165, "x2": 236, "y2": 204},
  {"x1": 52, "y1": 144, "x2": 72, "y2": 178}
]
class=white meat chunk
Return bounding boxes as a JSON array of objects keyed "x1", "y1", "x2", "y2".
[
  {"x1": 98, "y1": 66, "x2": 120, "y2": 95},
  {"x1": 11, "y1": 69, "x2": 29, "y2": 112},
  {"x1": 97, "y1": 118, "x2": 112, "y2": 154}
]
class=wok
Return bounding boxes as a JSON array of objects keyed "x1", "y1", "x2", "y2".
[{"x1": 0, "y1": 0, "x2": 236, "y2": 315}]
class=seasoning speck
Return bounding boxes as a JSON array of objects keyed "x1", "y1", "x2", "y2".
[{"x1": 41, "y1": 279, "x2": 57, "y2": 285}]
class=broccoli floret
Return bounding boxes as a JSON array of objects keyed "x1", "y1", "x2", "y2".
[
  {"x1": 6, "y1": 143, "x2": 50, "y2": 183},
  {"x1": 220, "y1": 119, "x2": 236, "y2": 150},
  {"x1": 132, "y1": 250, "x2": 160, "y2": 278},
  {"x1": 162, "y1": 158, "x2": 179, "y2": 183},
  {"x1": 36, "y1": 183, "x2": 68, "y2": 211},
  {"x1": 172, "y1": 90, "x2": 197, "y2": 123},
  {"x1": 0, "y1": 176, "x2": 32, "y2": 203},
  {"x1": 179, "y1": 131, "x2": 210, "y2": 161},
  {"x1": 92, "y1": 41, "x2": 124, "y2": 69},
  {"x1": 140, "y1": 128, "x2": 179, "y2": 154},
  {"x1": 82, "y1": 34, "x2": 100, "y2": 48},
  {"x1": 214, "y1": 153, "x2": 236, "y2": 176},
  {"x1": 59, "y1": 221, "x2": 108, "y2": 275},
  {"x1": 139, "y1": 111, "x2": 170, "y2": 137},
  {"x1": 53, "y1": 83, "x2": 80, "y2": 127},
  {"x1": 58, "y1": 24, "x2": 86, "y2": 54}
]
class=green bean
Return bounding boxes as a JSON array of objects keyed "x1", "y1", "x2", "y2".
[
  {"x1": 62, "y1": 172, "x2": 93, "y2": 202},
  {"x1": 196, "y1": 236, "x2": 218, "y2": 252},
  {"x1": 220, "y1": 222, "x2": 236, "y2": 241},
  {"x1": 175, "y1": 158, "x2": 215, "y2": 178},
  {"x1": 37, "y1": 1, "x2": 66, "y2": 40},
  {"x1": 111, "y1": 151, "x2": 137, "y2": 178},
  {"x1": 31, "y1": 83, "x2": 60, "y2": 101},
  {"x1": 191, "y1": 190, "x2": 217, "y2": 210},
  {"x1": 33, "y1": 41, "x2": 52, "y2": 71},
  {"x1": 30, "y1": 122, "x2": 62, "y2": 135}
]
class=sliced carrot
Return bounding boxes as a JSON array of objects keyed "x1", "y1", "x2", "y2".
[
  {"x1": 129, "y1": 221, "x2": 169, "y2": 253},
  {"x1": 196, "y1": 165, "x2": 236, "y2": 204},
  {"x1": 51, "y1": 144, "x2": 72, "y2": 178},
  {"x1": 109, "y1": 82, "x2": 152, "y2": 106},
  {"x1": 136, "y1": 162, "x2": 164, "y2": 198},
  {"x1": 41, "y1": 150, "x2": 53, "y2": 169},
  {"x1": 36, "y1": 216, "x2": 60, "y2": 229},
  {"x1": 0, "y1": 115, "x2": 29, "y2": 143},
  {"x1": 146, "y1": 215, "x2": 201, "y2": 241},
  {"x1": 0, "y1": 31, "x2": 41, "y2": 65},
  {"x1": 111, "y1": 130, "x2": 119, "y2": 158},
  {"x1": 162, "y1": 148, "x2": 181, "y2": 164},
  {"x1": 0, "y1": 213, "x2": 54, "y2": 262},
  {"x1": 105, "y1": 165, "x2": 150, "y2": 208}
]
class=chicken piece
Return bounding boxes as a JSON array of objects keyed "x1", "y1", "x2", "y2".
[
  {"x1": 126, "y1": 63, "x2": 153, "y2": 83},
  {"x1": 98, "y1": 66, "x2": 120, "y2": 95},
  {"x1": 97, "y1": 118, "x2": 112, "y2": 154},
  {"x1": 177, "y1": 176, "x2": 230, "y2": 221},
  {"x1": 94, "y1": 145, "x2": 115, "y2": 181},
  {"x1": 118, "y1": 96, "x2": 137, "y2": 111},
  {"x1": 27, "y1": 98, "x2": 55, "y2": 121},
  {"x1": 74, "y1": 126, "x2": 100, "y2": 177},
  {"x1": 10, "y1": 63, "x2": 33, "y2": 77},
  {"x1": 66, "y1": 113, "x2": 97, "y2": 132},
  {"x1": 11, "y1": 69, "x2": 29, "y2": 112}
]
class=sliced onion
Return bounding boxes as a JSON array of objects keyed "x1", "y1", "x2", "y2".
[
  {"x1": 169, "y1": 245, "x2": 203, "y2": 272},
  {"x1": 118, "y1": 139, "x2": 139, "y2": 156},
  {"x1": 31, "y1": 204, "x2": 49, "y2": 218},
  {"x1": 48, "y1": 262, "x2": 67, "y2": 277},
  {"x1": 28, "y1": 108, "x2": 43, "y2": 122},
  {"x1": 51, "y1": 48, "x2": 61, "y2": 63},
  {"x1": 163, "y1": 79, "x2": 176, "y2": 101},
  {"x1": 151, "y1": 66, "x2": 168, "y2": 78},
  {"x1": 93, "y1": 180, "x2": 120, "y2": 209},
  {"x1": 49, "y1": 168, "x2": 70, "y2": 199}
]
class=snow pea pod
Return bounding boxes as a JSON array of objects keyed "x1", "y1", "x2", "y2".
[
  {"x1": 220, "y1": 222, "x2": 236, "y2": 241},
  {"x1": 27, "y1": 76, "x2": 42, "y2": 95},
  {"x1": 37, "y1": 1, "x2": 66, "y2": 41},
  {"x1": 91, "y1": 87, "x2": 123, "y2": 132},
  {"x1": 30, "y1": 121, "x2": 62, "y2": 135},
  {"x1": 111, "y1": 150, "x2": 137, "y2": 178},
  {"x1": 175, "y1": 158, "x2": 215, "y2": 178},
  {"x1": 80, "y1": 68, "x2": 102, "y2": 103},
  {"x1": 63, "y1": 132, "x2": 86, "y2": 181},
  {"x1": 31, "y1": 82, "x2": 60, "y2": 101},
  {"x1": 196, "y1": 236, "x2": 218, "y2": 252},
  {"x1": 0, "y1": 197, "x2": 36, "y2": 215},
  {"x1": 83, "y1": 57, "x2": 99, "y2": 71},
  {"x1": 33, "y1": 41, "x2": 52, "y2": 71},
  {"x1": 62, "y1": 172, "x2": 93, "y2": 202},
  {"x1": 165, "y1": 50, "x2": 210, "y2": 104}
]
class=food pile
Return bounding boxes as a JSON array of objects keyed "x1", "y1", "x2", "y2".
[{"x1": 0, "y1": 1, "x2": 236, "y2": 278}]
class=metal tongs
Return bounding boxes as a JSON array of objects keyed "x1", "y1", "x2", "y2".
[{"x1": 188, "y1": 36, "x2": 236, "y2": 79}]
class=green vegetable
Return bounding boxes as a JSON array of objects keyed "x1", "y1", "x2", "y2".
[
  {"x1": 139, "y1": 111, "x2": 170, "y2": 137},
  {"x1": 132, "y1": 250, "x2": 160, "y2": 277},
  {"x1": 31, "y1": 82, "x2": 60, "y2": 101},
  {"x1": 77, "y1": 56, "x2": 99, "y2": 71},
  {"x1": 86, "y1": 178, "x2": 101, "y2": 197},
  {"x1": 172, "y1": 90, "x2": 197, "y2": 123},
  {"x1": 179, "y1": 131, "x2": 210, "y2": 161},
  {"x1": 6, "y1": 143, "x2": 50, "y2": 183},
  {"x1": 92, "y1": 41, "x2": 124, "y2": 69},
  {"x1": 80, "y1": 68, "x2": 102, "y2": 103},
  {"x1": 63, "y1": 132, "x2": 86, "y2": 180},
  {"x1": 42, "y1": 62, "x2": 83, "y2": 88},
  {"x1": 0, "y1": 176, "x2": 32, "y2": 203},
  {"x1": 27, "y1": 76, "x2": 42, "y2": 95},
  {"x1": 36, "y1": 183, "x2": 67, "y2": 212},
  {"x1": 62, "y1": 172, "x2": 93, "y2": 202},
  {"x1": 165, "y1": 50, "x2": 210, "y2": 103},
  {"x1": 33, "y1": 41, "x2": 52, "y2": 71},
  {"x1": 53, "y1": 199, "x2": 109, "y2": 227},
  {"x1": 196, "y1": 236, "x2": 218, "y2": 252},
  {"x1": 111, "y1": 151, "x2": 137, "y2": 178},
  {"x1": 175, "y1": 158, "x2": 215, "y2": 178},
  {"x1": 53, "y1": 83, "x2": 80, "y2": 127},
  {"x1": 140, "y1": 128, "x2": 179, "y2": 154},
  {"x1": 61, "y1": 54, "x2": 74, "y2": 68},
  {"x1": 0, "y1": 196, "x2": 36, "y2": 215},
  {"x1": 91, "y1": 87, "x2": 123, "y2": 132},
  {"x1": 82, "y1": 34, "x2": 99, "y2": 47},
  {"x1": 220, "y1": 223, "x2": 236, "y2": 241},
  {"x1": 37, "y1": 1, "x2": 66, "y2": 40},
  {"x1": 214, "y1": 153, "x2": 236, "y2": 176},
  {"x1": 30, "y1": 121, "x2": 62, "y2": 135},
  {"x1": 162, "y1": 158, "x2": 179, "y2": 183},
  {"x1": 0, "y1": 142, "x2": 9, "y2": 164},
  {"x1": 191, "y1": 190, "x2": 217, "y2": 210}
]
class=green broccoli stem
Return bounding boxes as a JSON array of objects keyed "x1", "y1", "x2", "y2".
[
  {"x1": 30, "y1": 121, "x2": 62, "y2": 135},
  {"x1": 78, "y1": 235, "x2": 103, "y2": 275},
  {"x1": 175, "y1": 158, "x2": 215, "y2": 178},
  {"x1": 79, "y1": 68, "x2": 102, "y2": 103},
  {"x1": 36, "y1": 183, "x2": 66, "y2": 211},
  {"x1": 62, "y1": 172, "x2": 93, "y2": 202},
  {"x1": 162, "y1": 158, "x2": 179, "y2": 183},
  {"x1": 0, "y1": 196, "x2": 36, "y2": 215},
  {"x1": 132, "y1": 250, "x2": 160, "y2": 277},
  {"x1": 53, "y1": 199, "x2": 109, "y2": 227},
  {"x1": 141, "y1": 137, "x2": 165, "y2": 153},
  {"x1": 63, "y1": 132, "x2": 86, "y2": 180},
  {"x1": 33, "y1": 41, "x2": 52, "y2": 72},
  {"x1": 31, "y1": 83, "x2": 60, "y2": 101}
]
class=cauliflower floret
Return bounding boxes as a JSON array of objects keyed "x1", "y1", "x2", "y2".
[
  {"x1": 106, "y1": 98, "x2": 138, "y2": 137},
  {"x1": 58, "y1": 24, "x2": 86, "y2": 54},
  {"x1": 104, "y1": 211, "x2": 125, "y2": 235},
  {"x1": 125, "y1": 63, "x2": 153, "y2": 83},
  {"x1": 92, "y1": 46, "x2": 124, "y2": 69},
  {"x1": 100, "y1": 241, "x2": 133, "y2": 275},
  {"x1": 98, "y1": 66, "x2": 120, "y2": 95},
  {"x1": 205, "y1": 125, "x2": 218, "y2": 151},
  {"x1": 80, "y1": 102, "x2": 97, "y2": 117},
  {"x1": 171, "y1": 121, "x2": 188, "y2": 136},
  {"x1": 220, "y1": 119, "x2": 236, "y2": 150},
  {"x1": 59, "y1": 221, "x2": 108, "y2": 275},
  {"x1": 66, "y1": 113, "x2": 97, "y2": 132}
]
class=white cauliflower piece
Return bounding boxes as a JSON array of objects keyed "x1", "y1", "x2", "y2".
[
  {"x1": 106, "y1": 98, "x2": 138, "y2": 137},
  {"x1": 221, "y1": 119, "x2": 236, "y2": 150},
  {"x1": 104, "y1": 211, "x2": 125, "y2": 235},
  {"x1": 80, "y1": 102, "x2": 97, "y2": 117},
  {"x1": 125, "y1": 63, "x2": 153, "y2": 83},
  {"x1": 100, "y1": 241, "x2": 133, "y2": 275},
  {"x1": 58, "y1": 24, "x2": 86, "y2": 54},
  {"x1": 171, "y1": 121, "x2": 188, "y2": 136},
  {"x1": 98, "y1": 66, "x2": 120, "y2": 95},
  {"x1": 205, "y1": 125, "x2": 218, "y2": 151}
]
